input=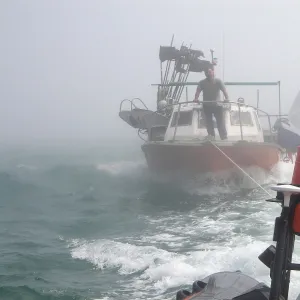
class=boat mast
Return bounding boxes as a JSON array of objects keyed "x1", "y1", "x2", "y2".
[{"x1": 162, "y1": 34, "x2": 174, "y2": 86}]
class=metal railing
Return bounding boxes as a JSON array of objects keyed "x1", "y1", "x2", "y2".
[
  {"x1": 152, "y1": 100, "x2": 279, "y2": 142},
  {"x1": 119, "y1": 97, "x2": 284, "y2": 143},
  {"x1": 119, "y1": 98, "x2": 148, "y2": 112},
  {"x1": 152, "y1": 80, "x2": 283, "y2": 141}
]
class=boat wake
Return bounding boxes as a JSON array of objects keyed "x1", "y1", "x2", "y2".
[
  {"x1": 67, "y1": 233, "x2": 300, "y2": 299},
  {"x1": 67, "y1": 158, "x2": 298, "y2": 299},
  {"x1": 94, "y1": 157, "x2": 295, "y2": 198},
  {"x1": 56, "y1": 155, "x2": 300, "y2": 299},
  {"x1": 143, "y1": 160, "x2": 295, "y2": 197}
]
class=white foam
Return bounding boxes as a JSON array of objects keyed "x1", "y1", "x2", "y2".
[
  {"x1": 69, "y1": 234, "x2": 300, "y2": 299},
  {"x1": 96, "y1": 160, "x2": 146, "y2": 176},
  {"x1": 70, "y1": 239, "x2": 178, "y2": 275},
  {"x1": 178, "y1": 160, "x2": 296, "y2": 196},
  {"x1": 67, "y1": 159, "x2": 300, "y2": 299}
]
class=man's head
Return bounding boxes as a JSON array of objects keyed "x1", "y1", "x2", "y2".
[{"x1": 205, "y1": 68, "x2": 214, "y2": 80}]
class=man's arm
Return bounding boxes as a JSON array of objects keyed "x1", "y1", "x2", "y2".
[
  {"x1": 194, "y1": 82, "x2": 203, "y2": 102},
  {"x1": 219, "y1": 80, "x2": 229, "y2": 101}
]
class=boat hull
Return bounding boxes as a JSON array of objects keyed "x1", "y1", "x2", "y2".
[{"x1": 141, "y1": 141, "x2": 281, "y2": 174}]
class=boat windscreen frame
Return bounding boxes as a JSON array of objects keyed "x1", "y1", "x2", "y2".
[{"x1": 152, "y1": 81, "x2": 283, "y2": 120}]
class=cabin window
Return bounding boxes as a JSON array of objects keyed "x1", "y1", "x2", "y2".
[
  {"x1": 171, "y1": 111, "x2": 193, "y2": 127},
  {"x1": 230, "y1": 111, "x2": 254, "y2": 126},
  {"x1": 197, "y1": 110, "x2": 217, "y2": 128},
  {"x1": 197, "y1": 110, "x2": 206, "y2": 128}
]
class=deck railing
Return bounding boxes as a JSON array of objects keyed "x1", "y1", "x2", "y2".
[
  {"x1": 119, "y1": 97, "x2": 148, "y2": 112},
  {"x1": 119, "y1": 97, "x2": 285, "y2": 143},
  {"x1": 154, "y1": 100, "x2": 279, "y2": 142},
  {"x1": 151, "y1": 80, "x2": 283, "y2": 142}
]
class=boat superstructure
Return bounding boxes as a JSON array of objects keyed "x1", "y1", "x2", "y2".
[
  {"x1": 163, "y1": 100, "x2": 264, "y2": 143},
  {"x1": 119, "y1": 37, "x2": 296, "y2": 174}
]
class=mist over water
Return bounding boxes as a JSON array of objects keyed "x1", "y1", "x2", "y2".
[{"x1": 1, "y1": 0, "x2": 300, "y2": 143}]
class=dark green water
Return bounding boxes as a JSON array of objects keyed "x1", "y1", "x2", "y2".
[{"x1": 0, "y1": 141, "x2": 299, "y2": 300}]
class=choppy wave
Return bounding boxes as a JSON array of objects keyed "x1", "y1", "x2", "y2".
[
  {"x1": 0, "y1": 147, "x2": 298, "y2": 300},
  {"x1": 2, "y1": 154, "x2": 294, "y2": 198},
  {"x1": 68, "y1": 238, "x2": 300, "y2": 299},
  {"x1": 65, "y1": 157, "x2": 299, "y2": 299},
  {"x1": 145, "y1": 160, "x2": 295, "y2": 197},
  {"x1": 63, "y1": 159, "x2": 299, "y2": 299}
]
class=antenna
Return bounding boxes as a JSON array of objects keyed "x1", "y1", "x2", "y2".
[{"x1": 222, "y1": 31, "x2": 225, "y2": 81}]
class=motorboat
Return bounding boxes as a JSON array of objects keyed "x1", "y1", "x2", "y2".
[{"x1": 119, "y1": 37, "x2": 298, "y2": 175}]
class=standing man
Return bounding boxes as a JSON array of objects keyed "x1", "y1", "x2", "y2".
[{"x1": 194, "y1": 68, "x2": 229, "y2": 140}]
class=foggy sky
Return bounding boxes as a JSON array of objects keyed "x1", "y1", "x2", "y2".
[{"x1": 1, "y1": 0, "x2": 299, "y2": 144}]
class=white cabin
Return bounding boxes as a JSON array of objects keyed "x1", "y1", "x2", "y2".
[{"x1": 164, "y1": 102, "x2": 264, "y2": 142}]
